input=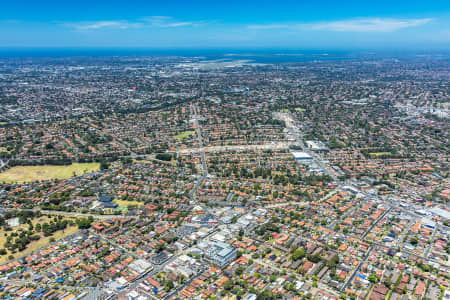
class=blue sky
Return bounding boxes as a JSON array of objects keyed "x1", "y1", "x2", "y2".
[{"x1": 1, "y1": 0, "x2": 449, "y2": 50}]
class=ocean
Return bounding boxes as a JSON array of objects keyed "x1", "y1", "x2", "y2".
[{"x1": 0, "y1": 48, "x2": 448, "y2": 63}]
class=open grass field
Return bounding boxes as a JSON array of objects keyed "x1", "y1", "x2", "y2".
[
  {"x1": 279, "y1": 107, "x2": 305, "y2": 113},
  {"x1": 174, "y1": 130, "x2": 195, "y2": 139},
  {"x1": 369, "y1": 152, "x2": 392, "y2": 158},
  {"x1": 133, "y1": 158, "x2": 155, "y2": 164},
  {"x1": 114, "y1": 199, "x2": 144, "y2": 207},
  {"x1": 0, "y1": 162, "x2": 100, "y2": 183},
  {"x1": 0, "y1": 216, "x2": 79, "y2": 264}
]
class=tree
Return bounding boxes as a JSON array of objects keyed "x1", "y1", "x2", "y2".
[
  {"x1": 327, "y1": 254, "x2": 339, "y2": 268},
  {"x1": 292, "y1": 248, "x2": 306, "y2": 261},
  {"x1": 155, "y1": 243, "x2": 165, "y2": 253},
  {"x1": 223, "y1": 279, "x2": 233, "y2": 291},
  {"x1": 156, "y1": 153, "x2": 173, "y2": 161},
  {"x1": 257, "y1": 290, "x2": 280, "y2": 300},
  {"x1": 368, "y1": 274, "x2": 379, "y2": 283},
  {"x1": 307, "y1": 253, "x2": 321, "y2": 263},
  {"x1": 100, "y1": 161, "x2": 110, "y2": 170},
  {"x1": 164, "y1": 280, "x2": 174, "y2": 291},
  {"x1": 235, "y1": 267, "x2": 245, "y2": 276},
  {"x1": 76, "y1": 217, "x2": 93, "y2": 229}
]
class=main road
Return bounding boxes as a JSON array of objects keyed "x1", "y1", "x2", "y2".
[
  {"x1": 3, "y1": 207, "x2": 136, "y2": 220},
  {"x1": 341, "y1": 244, "x2": 375, "y2": 292},
  {"x1": 188, "y1": 103, "x2": 208, "y2": 203},
  {"x1": 177, "y1": 142, "x2": 291, "y2": 154},
  {"x1": 273, "y1": 112, "x2": 338, "y2": 181}
]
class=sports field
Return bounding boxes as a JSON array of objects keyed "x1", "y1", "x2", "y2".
[
  {"x1": 0, "y1": 162, "x2": 100, "y2": 183},
  {"x1": 174, "y1": 130, "x2": 195, "y2": 139},
  {"x1": 369, "y1": 152, "x2": 392, "y2": 158},
  {"x1": 279, "y1": 107, "x2": 305, "y2": 113},
  {"x1": 114, "y1": 199, "x2": 144, "y2": 207},
  {"x1": 0, "y1": 216, "x2": 79, "y2": 264}
]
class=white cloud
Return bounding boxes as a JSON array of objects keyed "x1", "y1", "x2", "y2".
[
  {"x1": 141, "y1": 16, "x2": 200, "y2": 28},
  {"x1": 308, "y1": 18, "x2": 432, "y2": 32},
  {"x1": 69, "y1": 21, "x2": 139, "y2": 30},
  {"x1": 66, "y1": 16, "x2": 200, "y2": 31},
  {"x1": 248, "y1": 18, "x2": 433, "y2": 33},
  {"x1": 247, "y1": 24, "x2": 288, "y2": 30}
]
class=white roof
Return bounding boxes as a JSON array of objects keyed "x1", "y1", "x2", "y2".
[
  {"x1": 291, "y1": 151, "x2": 312, "y2": 159},
  {"x1": 127, "y1": 291, "x2": 139, "y2": 297},
  {"x1": 430, "y1": 207, "x2": 450, "y2": 220},
  {"x1": 193, "y1": 205, "x2": 204, "y2": 211}
]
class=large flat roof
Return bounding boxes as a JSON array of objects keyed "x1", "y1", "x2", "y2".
[
  {"x1": 291, "y1": 151, "x2": 312, "y2": 159},
  {"x1": 430, "y1": 207, "x2": 450, "y2": 220}
]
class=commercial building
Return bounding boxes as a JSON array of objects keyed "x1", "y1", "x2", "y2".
[
  {"x1": 204, "y1": 242, "x2": 237, "y2": 268},
  {"x1": 291, "y1": 151, "x2": 313, "y2": 163},
  {"x1": 306, "y1": 140, "x2": 329, "y2": 152}
]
